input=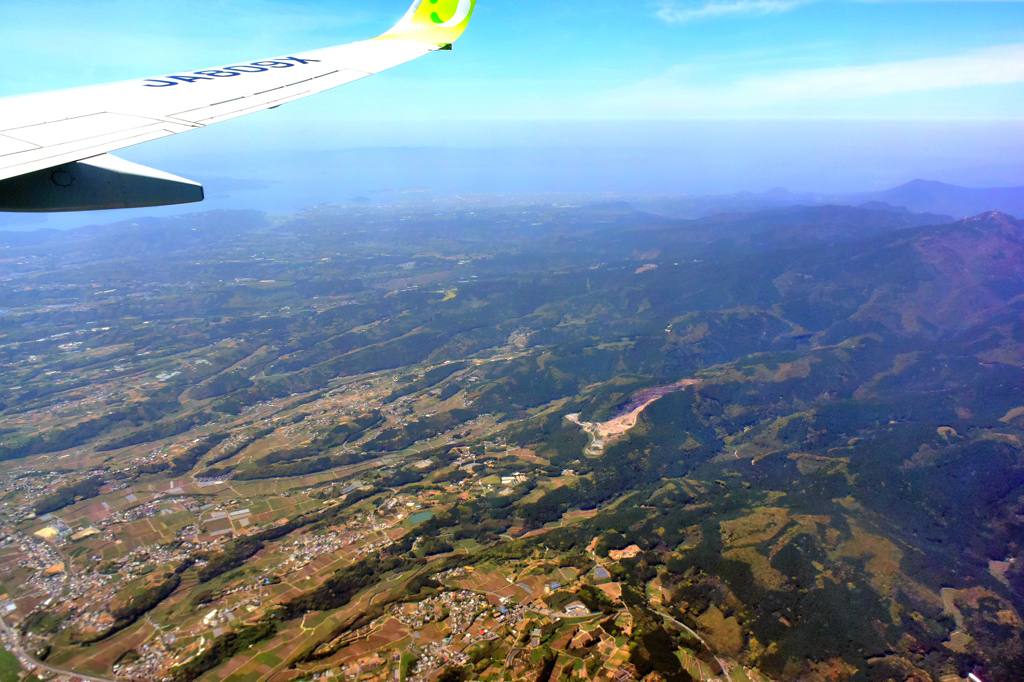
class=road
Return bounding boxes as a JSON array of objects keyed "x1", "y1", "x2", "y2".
[
  {"x1": 654, "y1": 608, "x2": 735, "y2": 682},
  {"x1": 580, "y1": 493, "x2": 734, "y2": 682},
  {"x1": 0, "y1": 613, "x2": 116, "y2": 682}
]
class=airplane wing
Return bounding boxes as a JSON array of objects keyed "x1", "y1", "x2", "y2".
[{"x1": 0, "y1": 0, "x2": 476, "y2": 212}]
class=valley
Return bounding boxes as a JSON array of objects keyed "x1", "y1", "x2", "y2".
[{"x1": 0, "y1": 200, "x2": 1021, "y2": 682}]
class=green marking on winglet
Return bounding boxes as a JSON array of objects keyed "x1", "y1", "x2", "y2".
[
  {"x1": 429, "y1": 0, "x2": 445, "y2": 24},
  {"x1": 380, "y1": 0, "x2": 477, "y2": 45}
]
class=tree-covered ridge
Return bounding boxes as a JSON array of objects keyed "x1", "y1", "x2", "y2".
[{"x1": 0, "y1": 203, "x2": 1021, "y2": 682}]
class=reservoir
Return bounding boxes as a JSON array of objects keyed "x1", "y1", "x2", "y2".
[{"x1": 409, "y1": 510, "x2": 434, "y2": 525}]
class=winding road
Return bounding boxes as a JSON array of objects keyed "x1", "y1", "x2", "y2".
[{"x1": 0, "y1": 613, "x2": 116, "y2": 682}]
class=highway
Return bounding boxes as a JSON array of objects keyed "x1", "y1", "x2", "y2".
[{"x1": 0, "y1": 612, "x2": 116, "y2": 682}]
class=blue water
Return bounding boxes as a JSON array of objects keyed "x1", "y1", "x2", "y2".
[{"x1": 408, "y1": 510, "x2": 434, "y2": 525}]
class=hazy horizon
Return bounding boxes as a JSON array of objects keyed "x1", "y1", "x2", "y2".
[{"x1": 3, "y1": 118, "x2": 1023, "y2": 231}]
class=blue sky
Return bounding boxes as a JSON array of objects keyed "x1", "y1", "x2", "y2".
[
  {"x1": 3, "y1": 0, "x2": 1022, "y2": 118},
  {"x1": 2, "y1": 0, "x2": 1024, "y2": 226}
]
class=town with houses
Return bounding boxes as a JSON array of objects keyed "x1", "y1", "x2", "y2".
[
  {"x1": 1, "y1": 201, "x2": 1019, "y2": 682},
  {"x1": 0, "y1": 386, "x2": 753, "y2": 682}
]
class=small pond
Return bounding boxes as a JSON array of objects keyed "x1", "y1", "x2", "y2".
[{"x1": 408, "y1": 510, "x2": 434, "y2": 525}]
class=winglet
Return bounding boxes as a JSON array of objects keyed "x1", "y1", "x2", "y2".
[{"x1": 378, "y1": 0, "x2": 477, "y2": 45}]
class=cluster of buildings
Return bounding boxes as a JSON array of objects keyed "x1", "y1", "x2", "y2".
[
  {"x1": 3, "y1": 470, "x2": 110, "y2": 525},
  {"x1": 6, "y1": 532, "x2": 64, "y2": 572},
  {"x1": 134, "y1": 446, "x2": 172, "y2": 470},
  {"x1": 201, "y1": 606, "x2": 240, "y2": 630},
  {"x1": 0, "y1": 472, "x2": 67, "y2": 524},
  {"x1": 380, "y1": 496, "x2": 422, "y2": 514},
  {"x1": 407, "y1": 641, "x2": 470, "y2": 682},
  {"x1": 350, "y1": 535, "x2": 395, "y2": 560},
  {"x1": 393, "y1": 590, "x2": 493, "y2": 634},
  {"x1": 111, "y1": 637, "x2": 173, "y2": 681},
  {"x1": 327, "y1": 652, "x2": 391, "y2": 681},
  {"x1": 498, "y1": 472, "x2": 530, "y2": 496},
  {"x1": 99, "y1": 495, "x2": 199, "y2": 528},
  {"x1": 100, "y1": 537, "x2": 199, "y2": 584},
  {"x1": 493, "y1": 598, "x2": 527, "y2": 632},
  {"x1": 281, "y1": 530, "x2": 351, "y2": 572},
  {"x1": 64, "y1": 594, "x2": 117, "y2": 639},
  {"x1": 435, "y1": 566, "x2": 471, "y2": 582}
]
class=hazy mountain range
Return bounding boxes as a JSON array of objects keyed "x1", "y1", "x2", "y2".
[{"x1": 642, "y1": 179, "x2": 1024, "y2": 220}]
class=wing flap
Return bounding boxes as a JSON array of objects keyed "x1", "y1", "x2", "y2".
[
  {"x1": 175, "y1": 91, "x2": 313, "y2": 126},
  {"x1": 167, "y1": 68, "x2": 368, "y2": 125},
  {"x1": 0, "y1": 125, "x2": 184, "y2": 182},
  {"x1": 0, "y1": 135, "x2": 39, "y2": 157},
  {"x1": 3, "y1": 112, "x2": 173, "y2": 147},
  {"x1": 0, "y1": 153, "x2": 203, "y2": 212}
]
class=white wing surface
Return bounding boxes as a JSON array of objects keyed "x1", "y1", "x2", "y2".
[{"x1": 0, "y1": 0, "x2": 477, "y2": 211}]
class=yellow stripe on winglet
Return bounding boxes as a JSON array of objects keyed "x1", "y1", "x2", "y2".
[{"x1": 378, "y1": 0, "x2": 477, "y2": 45}]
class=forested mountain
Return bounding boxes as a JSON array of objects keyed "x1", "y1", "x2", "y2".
[{"x1": 0, "y1": 201, "x2": 1021, "y2": 682}]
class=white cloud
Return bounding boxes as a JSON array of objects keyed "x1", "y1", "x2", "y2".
[
  {"x1": 655, "y1": 0, "x2": 810, "y2": 22},
  {"x1": 655, "y1": 0, "x2": 1024, "y2": 24},
  {"x1": 592, "y1": 43, "x2": 1024, "y2": 117},
  {"x1": 750, "y1": 43, "x2": 1024, "y2": 98}
]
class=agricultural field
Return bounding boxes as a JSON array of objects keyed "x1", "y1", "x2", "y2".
[{"x1": 0, "y1": 203, "x2": 1022, "y2": 681}]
